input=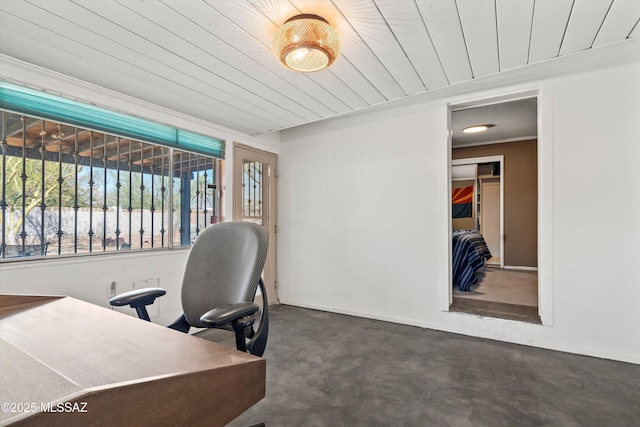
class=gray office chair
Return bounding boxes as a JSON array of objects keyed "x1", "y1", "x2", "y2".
[{"x1": 110, "y1": 221, "x2": 269, "y2": 357}]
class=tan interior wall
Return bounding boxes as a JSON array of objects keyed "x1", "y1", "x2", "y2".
[
  {"x1": 452, "y1": 179, "x2": 475, "y2": 230},
  {"x1": 453, "y1": 140, "x2": 538, "y2": 267}
]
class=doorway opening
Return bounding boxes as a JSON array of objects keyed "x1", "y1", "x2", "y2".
[{"x1": 448, "y1": 95, "x2": 540, "y2": 324}]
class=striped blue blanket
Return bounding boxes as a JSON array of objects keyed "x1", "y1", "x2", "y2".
[{"x1": 452, "y1": 230, "x2": 492, "y2": 291}]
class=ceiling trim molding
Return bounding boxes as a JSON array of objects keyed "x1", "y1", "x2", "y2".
[{"x1": 319, "y1": 38, "x2": 640, "y2": 129}]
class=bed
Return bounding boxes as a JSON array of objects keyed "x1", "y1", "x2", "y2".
[{"x1": 452, "y1": 230, "x2": 492, "y2": 291}]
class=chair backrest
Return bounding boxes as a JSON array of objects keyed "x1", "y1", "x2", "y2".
[{"x1": 181, "y1": 221, "x2": 268, "y2": 328}]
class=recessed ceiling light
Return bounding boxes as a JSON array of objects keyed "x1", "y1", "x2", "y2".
[{"x1": 463, "y1": 124, "x2": 495, "y2": 133}]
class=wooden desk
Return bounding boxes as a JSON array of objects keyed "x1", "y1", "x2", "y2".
[{"x1": 0, "y1": 295, "x2": 265, "y2": 426}]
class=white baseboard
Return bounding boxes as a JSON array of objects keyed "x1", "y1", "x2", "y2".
[{"x1": 277, "y1": 299, "x2": 639, "y2": 365}]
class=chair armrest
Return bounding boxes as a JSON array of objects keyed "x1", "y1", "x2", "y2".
[
  {"x1": 109, "y1": 287, "x2": 166, "y2": 308},
  {"x1": 200, "y1": 302, "x2": 259, "y2": 327}
]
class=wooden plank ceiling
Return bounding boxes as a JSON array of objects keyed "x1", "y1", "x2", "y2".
[{"x1": 0, "y1": 0, "x2": 638, "y2": 136}]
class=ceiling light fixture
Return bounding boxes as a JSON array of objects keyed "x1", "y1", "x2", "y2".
[
  {"x1": 272, "y1": 14, "x2": 341, "y2": 72},
  {"x1": 463, "y1": 124, "x2": 495, "y2": 133}
]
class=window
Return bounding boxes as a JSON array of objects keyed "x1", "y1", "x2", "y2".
[{"x1": 1, "y1": 110, "x2": 222, "y2": 260}]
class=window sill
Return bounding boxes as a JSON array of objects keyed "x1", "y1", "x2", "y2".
[{"x1": 0, "y1": 247, "x2": 190, "y2": 268}]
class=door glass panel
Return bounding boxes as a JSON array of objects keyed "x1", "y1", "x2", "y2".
[{"x1": 242, "y1": 160, "x2": 263, "y2": 226}]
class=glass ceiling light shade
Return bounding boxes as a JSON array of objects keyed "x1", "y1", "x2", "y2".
[{"x1": 272, "y1": 14, "x2": 341, "y2": 72}]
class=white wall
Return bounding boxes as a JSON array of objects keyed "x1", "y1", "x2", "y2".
[
  {"x1": 0, "y1": 251, "x2": 189, "y2": 325},
  {"x1": 0, "y1": 58, "x2": 280, "y2": 326},
  {"x1": 2, "y1": 55, "x2": 639, "y2": 363},
  {"x1": 277, "y1": 60, "x2": 640, "y2": 364}
]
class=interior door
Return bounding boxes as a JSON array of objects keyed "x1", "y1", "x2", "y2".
[
  {"x1": 480, "y1": 179, "x2": 501, "y2": 265},
  {"x1": 233, "y1": 143, "x2": 278, "y2": 304}
]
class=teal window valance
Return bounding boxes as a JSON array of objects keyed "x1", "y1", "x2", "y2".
[{"x1": 0, "y1": 81, "x2": 224, "y2": 159}]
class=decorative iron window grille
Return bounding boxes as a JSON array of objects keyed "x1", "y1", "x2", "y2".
[
  {"x1": 0, "y1": 110, "x2": 221, "y2": 260},
  {"x1": 242, "y1": 161, "x2": 264, "y2": 226}
]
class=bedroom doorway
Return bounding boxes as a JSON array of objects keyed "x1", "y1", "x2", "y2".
[{"x1": 448, "y1": 96, "x2": 540, "y2": 324}]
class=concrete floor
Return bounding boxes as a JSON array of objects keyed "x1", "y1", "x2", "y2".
[{"x1": 198, "y1": 305, "x2": 640, "y2": 427}]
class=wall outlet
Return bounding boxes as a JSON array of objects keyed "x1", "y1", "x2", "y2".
[
  {"x1": 133, "y1": 278, "x2": 159, "y2": 289},
  {"x1": 106, "y1": 281, "x2": 117, "y2": 299},
  {"x1": 133, "y1": 278, "x2": 160, "y2": 319}
]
